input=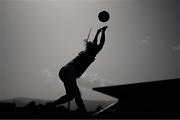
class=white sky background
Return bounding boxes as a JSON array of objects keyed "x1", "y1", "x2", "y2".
[{"x1": 0, "y1": 0, "x2": 180, "y2": 100}]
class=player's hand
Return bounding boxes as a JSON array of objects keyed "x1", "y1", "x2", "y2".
[{"x1": 101, "y1": 26, "x2": 108, "y2": 31}]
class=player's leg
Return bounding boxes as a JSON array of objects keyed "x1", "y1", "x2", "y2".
[
  {"x1": 54, "y1": 65, "x2": 77, "y2": 105},
  {"x1": 53, "y1": 94, "x2": 74, "y2": 105},
  {"x1": 74, "y1": 85, "x2": 87, "y2": 113}
]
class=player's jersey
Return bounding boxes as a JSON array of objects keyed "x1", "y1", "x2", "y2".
[{"x1": 66, "y1": 51, "x2": 95, "y2": 78}]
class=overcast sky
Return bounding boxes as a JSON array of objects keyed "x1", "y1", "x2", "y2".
[{"x1": 0, "y1": 0, "x2": 180, "y2": 101}]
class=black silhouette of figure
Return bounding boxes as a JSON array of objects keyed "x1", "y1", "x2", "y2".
[{"x1": 53, "y1": 26, "x2": 108, "y2": 114}]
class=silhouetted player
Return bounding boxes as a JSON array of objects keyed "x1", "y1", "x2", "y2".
[{"x1": 54, "y1": 26, "x2": 108, "y2": 113}]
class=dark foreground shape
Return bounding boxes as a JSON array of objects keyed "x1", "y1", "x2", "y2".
[
  {"x1": 0, "y1": 102, "x2": 92, "y2": 119},
  {"x1": 93, "y1": 78, "x2": 180, "y2": 119}
]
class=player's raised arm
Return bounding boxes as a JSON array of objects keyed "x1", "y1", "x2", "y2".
[
  {"x1": 97, "y1": 26, "x2": 108, "y2": 52},
  {"x1": 93, "y1": 28, "x2": 102, "y2": 44}
]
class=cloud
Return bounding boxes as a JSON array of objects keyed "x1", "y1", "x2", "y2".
[
  {"x1": 172, "y1": 44, "x2": 180, "y2": 51},
  {"x1": 41, "y1": 68, "x2": 58, "y2": 83},
  {"x1": 141, "y1": 36, "x2": 150, "y2": 45},
  {"x1": 78, "y1": 73, "x2": 117, "y2": 88},
  {"x1": 141, "y1": 39, "x2": 149, "y2": 44},
  {"x1": 40, "y1": 68, "x2": 65, "y2": 98},
  {"x1": 41, "y1": 69, "x2": 117, "y2": 91}
]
